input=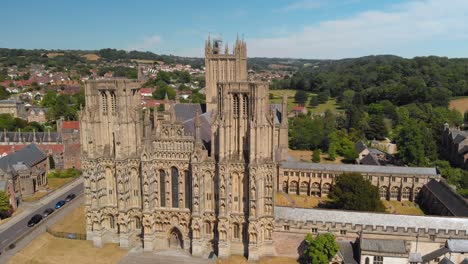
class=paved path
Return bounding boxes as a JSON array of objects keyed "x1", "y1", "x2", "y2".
[
  {"x1": 0, "y1": 177, "x2": 84, "y2": 255},
  {"x1": 120, "y1": 249, "x2": 216, "y2": 264}
]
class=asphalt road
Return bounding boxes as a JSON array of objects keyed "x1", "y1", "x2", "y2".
[{"x1": 0, "y1": 182, "x2": 84, "y2": 251}]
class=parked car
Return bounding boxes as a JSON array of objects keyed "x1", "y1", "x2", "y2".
[
  {"x1": 43, "y1": 208, "x2": 54, "y2": 217},
  {"x1": 27, "y1": 214, "x2": 43, "y2": 227},
  {"x1": 65, "y1": 193, "x2": 76, "y2": 202},
  {"x1": 55, "y1": 200, "x2": 66, "y2": 209}
]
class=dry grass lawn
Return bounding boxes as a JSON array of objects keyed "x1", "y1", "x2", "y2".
[
  {"x1": 308, "y1": 98, "x2": 342, "y2": 114},
  {"x1": 81, "y1": 53, "x2": 100, "y2": 61},
  {"x1": 46, "y1": 53, "x2": 64, "y2": 58},
  {"x1": 275, "y1": 192, "x2": 329, "y2": 209},
  {"x1": 449, "y1": 97, "x2": 468, "y2": 114},
  {"x1": 22, "y1": 191, "x2": 48, "y2": 202},
  {"x1": 8, "y1": 233, "x2": 127, "y2": 264},
  {"x1": 288, "y1": 150, "x2": 345, "y2": 164},
  {"x1": 50, "y1": 205, "x2": 86, "y2": 234},
  {"x1": 383, "y1": 200, "x2": 425, "y2": 216},
  {"x1": 217, "y1": 255, "x2": 297, "y2": 264},
  {"x1": 47, "y1": 178, "x2": 75, "y2": 190}
]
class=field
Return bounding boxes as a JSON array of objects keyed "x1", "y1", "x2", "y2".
[
  {"x1": 275, "y1": 192, "x2": 329, "y2": 208},
  {"x1": 47, "y1": 177, "x2": 75, "y2": 190},
  {"x1": 269, "y1": 89, "x2": 342, "y2": 115},
  {"x1": 383, "y1": 200, "x2": 425, "y2": 216},
  {"x1": 217, "y1": 255, "x2": 297, "y2": 264},
  {"x1": 81, "y1": 53, "x2": 100, "y2": 61},
  {"x1": 8, "y1": 233, "x2": 127, "y2": 264},
  {"x1": 308, "y1": 98, "x2": 341, "y2": 114},
  {"x1": 46, "y1": 53, "x2": 64, "y2": 58},
  {"x1": 449, "y1": 96, "x2": 468, "y2": 114},
  {"x1": 288, "y1": 150, "x2": 345, "y2": 164},
  {"x1": 49, "y1": 205, "x2": 86, "y2": 234}
]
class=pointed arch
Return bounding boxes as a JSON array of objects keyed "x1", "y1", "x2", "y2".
[
  {"x1": 159, "y1": 169, "x2": 166, "y2": 207},
  {"x1": 171, "y1": 167, "x2": 179, "y2": 208}
]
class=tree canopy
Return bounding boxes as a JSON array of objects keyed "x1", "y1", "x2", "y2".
[
  {"x1": 328, "y1": 173, "x2": 385, "y2": 212},
  {"x1": 303, "y1": 233, "x2": 340, "y2": 264}
]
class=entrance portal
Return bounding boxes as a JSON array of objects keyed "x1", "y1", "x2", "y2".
[{"x1": 169, "y1": 228, "x2": 183, "y2": 249}]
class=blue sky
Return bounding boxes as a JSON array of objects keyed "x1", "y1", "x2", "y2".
[{"x1": 2, "y1": 0, "x2": 468, "y2": 59}]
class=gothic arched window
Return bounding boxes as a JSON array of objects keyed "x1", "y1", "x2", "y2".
[
  {"x1": 171, "y1": 167, "x2": 179, "y2": 208},
  {"x1": 233, "y1": 94, "x2": 239, "y2": 117},
  {"x1": 185, "y1": 170, "x2": 191, "y2": 209},
  {"x1": 159, "y1": 170, "x2": 166, "y2": 207}
]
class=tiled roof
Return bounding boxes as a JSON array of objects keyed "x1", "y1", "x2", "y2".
[
  {"x1": 281, "y1": 161, "x2": 438, "y2": 176},
  {"x1": 62, "y1": 121, "x2": 80, "y2": 130},
  {"x1": 274, "y1": 206, "x2": 468, "y2": 231},
  {"x1": 183, "y1": 111, "x2": 212, "y2": 144},
  {"x1": 337, "y1": 241, "x2": 358, "y2": 264}
]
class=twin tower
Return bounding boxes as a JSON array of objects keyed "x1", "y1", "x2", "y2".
[{"x1": 80, "y1": 35, "x2": 288, "y2": 261}]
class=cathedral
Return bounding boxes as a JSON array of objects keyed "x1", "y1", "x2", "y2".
[{"x1": 80, "y1": 36, "x2": 289, "y2": 260}]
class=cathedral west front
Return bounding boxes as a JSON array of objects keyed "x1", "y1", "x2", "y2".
[{"x1": 80, "y1": 36, "x2": 289, "y2": 260}]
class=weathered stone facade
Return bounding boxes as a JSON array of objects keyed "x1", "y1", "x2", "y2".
[
  {"x1": 278, "y1": 162, "x2": 439, "y2": 201},
  {"x1": 81, "y1": 37, "x2": 283, "y2": 260}
]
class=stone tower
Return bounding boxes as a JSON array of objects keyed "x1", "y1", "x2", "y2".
[
  {"x1": 205, "y1": 35, "x2": 247, "y2": 113},
  {"x1": 80, "y1": 79, "x2": 144, "y2": 248},
  {"x1": 193, "y1": 81, "x2": 276, "y2": 260}
]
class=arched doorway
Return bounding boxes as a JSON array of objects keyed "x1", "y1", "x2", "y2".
[{"x1": 168, "y1": 227, "x2": 183, "y2": 249}]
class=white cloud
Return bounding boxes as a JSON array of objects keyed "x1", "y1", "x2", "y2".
[
  {"x1": 280, "y1": 0, "x2": 323, "y2": 12},
  {"x1": 249, "y1": 0, "x2": 468, "y2": 59},
  {"x1": 128, "y1": 35, "x2": 162, "y2": 51}
]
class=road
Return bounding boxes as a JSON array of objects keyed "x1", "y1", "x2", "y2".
[{"x1": 0, "y1": 182, "x2": 84, "y2": 252}]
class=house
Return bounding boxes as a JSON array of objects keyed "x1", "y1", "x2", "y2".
[
  {"x1": 442, "y1": 124, "x2": 468, "y2": 170},
  {"x1": 27, "y1": 107, "x2": 49, "y2": 123},
  {"x1": 0, "y1": 143, "x2": 49, "y2": 198},
  {"x1": 355, "y1": 141, "x2": 393, "y2": 166},
  {"x1": 57, "y1": 119, "x2": 81, "y2": 169},
  {"x1": 140, "y1": 88, "x2": 153, "y2": 98},
  {"x1": 0, "y1": 100, "x2": 27, "y2": 119},
  {"x1": 290, "y1": 105, "x2": 307, "y2": 117},
  {"x1": 359, "y1": 236, "x2": 468, "y2": 264}
]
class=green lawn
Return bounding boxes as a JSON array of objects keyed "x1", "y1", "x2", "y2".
[{"x1": 308, "y1": 98, "x2": 342, "y2": 114}]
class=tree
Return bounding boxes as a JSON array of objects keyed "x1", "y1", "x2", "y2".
[
  {"x1": 395, "y1": 120, "x2": 430, "y2": 166},
  {"x1": 294, "y1": 90, "x2": 308, "y2": 105},
  {"x1": 303, "y1": 233, "x2": 339, "y2": 264},
  {"x1": 156, "y1": 71, "x2": 171, "y2": 84},
  {"x1": 0, "y1": 86, "x2": 10, "y2": 100},
  {"x1": 312, "y1": 149, "x2": 321, "y2": 163},
  {"x1": 177, "y1": 71, "x2": 191, "y2": 83},
  {"x1": 328, "y1": 173, "x2": 385, "y2": 212},
  {"x1": 464, "y1": 110, "x2": 468, "y2": 124},
  {"x1": 365, "y1": 114, "x2": 388, "y2": 140},
  {"x1": 0, "y1": 191, "x2": 11, "y2": 218},
  {"x1": 152, "y1": 81, "x2": 176, "y2": 100}
]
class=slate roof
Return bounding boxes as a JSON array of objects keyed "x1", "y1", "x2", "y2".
[
  {"x1": 281, "y1": 161, "x2": 438, "y2": 176},
  {"x1": 360, "y1": 153, "x2": 381, "y2": 166},
  {"x1": 337, "y1": 241, "x2": 358, "y2": 264},
  {"x1": 0, "y1": 143, "x2": 47, "y2": 171},
  {"x1": 446, "y1": 239, "x2": 468, "y2": 253},
  {"x1": 274, "y1": 206, "x2": 468, "y2": 231},
  {"x1": 424, "y1": 180, "x2": 468, "y2": 217},
  {"x1": 361, "y1": 238, "x2": 407, "y2": 254},
  {"x1": 355, "y1": 142, "x2": 367, "y2": 153},
  {"x1": 422, "y1": 247, "x2": 450, "y2": 262},
  {"x1": 439, "y1": 257, "x2": 455, "y2": 264},
  {"x1": 0, "y1": 131, "x2": 62, "y2": 143},
  {"x1": 409, "y1": 253, "x2": 423, "y2": 263},
  {"x1": 183, "y1": 112, "x2": 212, "y2": 144},
  {"x1": 174, "y1": 103, "x2": 203, "y2": 122}
]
